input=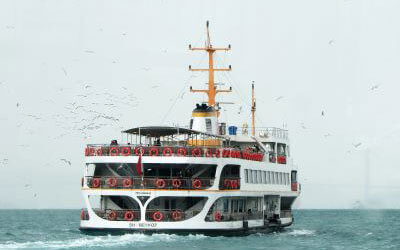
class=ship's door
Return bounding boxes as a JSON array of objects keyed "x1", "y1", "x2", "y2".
[
  {"x1": 291, "y1": 170, "x2": 298, "y2": 191},
  {"x1": 263, "y1": 195, "x2": 280, "y2": 220}
]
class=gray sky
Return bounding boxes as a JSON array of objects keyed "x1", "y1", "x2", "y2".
[{"x1": 1, "y1": 0, "x2": 400, "y2": 209}]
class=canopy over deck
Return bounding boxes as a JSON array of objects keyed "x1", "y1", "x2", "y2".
[{"x1": 122, "y1": 126, "x2": 226, "y2": 139}]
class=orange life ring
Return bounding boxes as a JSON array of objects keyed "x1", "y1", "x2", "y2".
[
  {"x1": 149, "y1": 147, "x2": 159, "y2": 156},
  {"x1": 205, "y1": 148, "x2": 213, "y2": 157},
  {"x1": 152, "y1": 211, "x2": 164, "y2": 221},
  {"x1": 171, "y1": 210, "x2": 183, "y2": 221},
  {"x1": 135, "y1": 147, "x2": 145, "y2": 156},
  {"x1": 156, "y1": 179, "x2": 166, "y2": 189},
  {"x1": 192, "y1": 148, "x2": 202, "y2": 157},
  {"x1": 124, "y1": 211, "x2": 135, "y2": 221},
  {"x1": 122, "y1": 178, "x2": 133, "y2": 188},
  {"x1": 163, "y1": 147, "x2": 173, "y2": 156},
  {"x1": 121, "y1": 147, "x2": 131, "y2": 156},
  {"x1": 224, "y1": 179, "x2": 232, "y2": 188},
  {"x1": 214, "y1": 211, "x2": 222, "y2": 221},
  {"x1": 177, "y1": 148, "x2": 187, "y2": 156},
  {"x1": 192, "y1": 179, "x2": 202, "y2": 189},
  {"x1": 92, "y1": 178, "x2": 101, "y2": 188},
  {"x1": 108, "y1": 210, "x2": 117, "y2": 221},
  {"x1": 172, "y1": 179, "x2": 182, "y2": 188},
  {"x1": 110, "y1": 147, "x2": 119, "y2": 156},
  {"x1": 107, "y1": 177, "x2": 118, "y2": 188}
]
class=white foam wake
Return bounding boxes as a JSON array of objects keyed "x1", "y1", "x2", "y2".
[
  {"x1": 0, "y1": 233, "x2": 208, "y2": 249},
  {"x1": 287, "y1": 229, "x2": 315, "y2": 236}
]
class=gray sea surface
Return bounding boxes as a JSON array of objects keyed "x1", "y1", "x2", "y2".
[{"x1": 0, "y1": 210, "x2": 399, "y2": 249}]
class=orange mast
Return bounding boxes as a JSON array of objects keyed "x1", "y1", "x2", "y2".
[
  {"x1": 189, "y1": 21, "x2": 232, "y2": 107},
  {"x1": 251, "y1": 82, "x2": 256, "y2": 136}
]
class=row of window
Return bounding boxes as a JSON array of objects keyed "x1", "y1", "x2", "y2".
[{"x1": 244, "y1": 169, "x2": 290, "y2": 186}]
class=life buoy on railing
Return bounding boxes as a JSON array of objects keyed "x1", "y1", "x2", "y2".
[
  {"x1": 231, "y1": 179, "x2": 238, "y2": 189},
  {"x1": 222, "y1": 149, "x2": 230, "y2": 158},
  {"x1": 121, "y1": 147, "x2": 131, "y2": 156},
  {"x1": 149, "y1": 147, "x2": 159, "y2": 156},
  {"x1": 108, "y1": 210, "x2": 117, "y2": 221},
  {"x1": 107, "y1": 177, "x2": 118, "y2": 188},
  {"x1": 156, "y1": 179, "x2": 166, "y2": 189},
  {"x1": 134, "y1": 147, "x2": 145, "y2": 156},
  {"x1": 110, "y1": 147, "x2": 119, "y2": 156},
  {"x1": 172, "y1": 179, "x2": 182, "y2": 188},
  {"x1": 95, "y1": 148, "x2": 103, "y2": 156},
  {"x1": 163, "y1": 147, "x2": 173, "y2": 156},
  {"x1": 152, "y1": 211, "x2": 164, "y2": 221},
  {"x1": 171, "y1": 210, "x2": 183, "y2": 221},
  {"x1": 122, "y1": 178, "x2": 133, "y2": 188},
  {"x1": 124, "y1": 211, "x2": 135, "y2": 221},
  {"x1": 177, "y1": 148, "x2": 187, "y2": 156},
  {"x1": 215, "y1": 148, "x2": 221, "y2": 158},
  {"x1": 192, "y1": 179, "x2": 202, "y2": 189},
  {"x1": 92, "y1": 178, "x2": 101, "y2": 188},
  {"x1": 224, "y1": 179, "x2": 232, "y2": 188},
  {"x1": 214, "y1": 211, "x2": 222, "y2": 222},
  {"x1": 205, "y1": 148, "x2": 213, "y2": 157},
  {"x1": 192, "y1": 148, "x2": 202, "y2": 157}
]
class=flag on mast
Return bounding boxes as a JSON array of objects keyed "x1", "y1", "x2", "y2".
[{"x1": 136, "y1": 149, "x2": 143, "y2": 176}]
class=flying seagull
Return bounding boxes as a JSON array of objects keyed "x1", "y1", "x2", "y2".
[
  {"x1": 60, "y1": 159, "x2": 72, "y2": 166},
  {"x1": 275, "y1": 96, "x2": 284, "y2": 101},
  {"x1": 352, "y1": 142, "x2": 362, "y2": 148}
]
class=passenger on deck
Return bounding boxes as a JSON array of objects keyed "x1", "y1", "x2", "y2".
[
  {"x1": 110, "y1": 140, "x2": 118, "y2": 145},
  {"x1": 155, "y1": 138, "x2": 161, "y2": 146}
]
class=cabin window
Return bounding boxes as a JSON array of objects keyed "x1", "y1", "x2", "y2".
[
  {"x1": 257, "y1": 170, "x2": 262, "y2": 183},
  {"x1": 275, "y1": 172, "x2": 279, "y2": 184},
  {"x1": 190, "y1": 119, "x2": 193, "y2": 129},
  {"x1": 264, "y1": 142, "x2": 276, "y2": 153},
  {"x1": 244, "y1": 169, "x2": 249, "y2": 183},
  {"x1": 238, "y1": 200, "x2": 244, "y2": 212},
  {"x1": 252, "y1": 170, "x2": 257, "y2": 183},
  {"x1": 223, "y1": 199, "x2": 229, "y2": 212},
  {"x1": 262, "y1": 171, "x2": 266, "y2": 184},
  {"x1": 291, "y1": 170, "x2": 297, "y2": 183},
  {"x1": 287, "y1": 146, "x2": 290, "y2": 157},
  {"x1": 277, "y1": 143, "x2": 286, "y2": 156},
  {"x1": 205, "y1": 119, "x2": 212, "y2": 133}
]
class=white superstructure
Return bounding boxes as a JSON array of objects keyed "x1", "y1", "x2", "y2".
[{"x1": 79, "y1": 22, "x2": 300, "y2": 234}]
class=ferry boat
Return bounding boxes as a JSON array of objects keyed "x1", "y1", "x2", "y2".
[{"x1": 80, "y1": 22, "x2": 300, "y2": 234}]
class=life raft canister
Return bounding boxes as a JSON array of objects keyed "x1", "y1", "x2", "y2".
[
  {"x1": 122, "y1": 178, "x2": 133, "y2": 188},
  {"x1": 107, "y1": 177, "x2": 118, "y2": 188},
  {"x1": 214, "y1": 211, "x2": 222, "y2": 221},
  {"x1": 149, "y1": 147, "x2": 159, "y2": 156},
  {"x1": 192, "y1": 179, "x2": 202, "y2": 189},
  {"x1": 152, "y1": 211, "x2": 164, "y2": 221},
  {"x1": 108, "y1": 210, "x2": 117, "y2": 221},
  {"x1": 163, "y1": 147, "x2": 173, "y2": 156},
  {"x1": 171, "y1": 210, "x2": 183, "y2": 221},
  {"x1": 109, "y1": 147, "x2": 119, "y2": 156},
  {"x1": 192, "y1": 148, "x2": 202, "y2": 157},
  {"x1": 156, "y1": 178, "x2": 166, "y2": 189},
  {"x1": 177, "y1": 148, "x2": 187, "y2": 156},
  {"x1": 124, "y1": 211, "x2": 135, "y2": 221},
  {"x1": 121, "y1": 147, "x2": 131, "y2": 156},
  {"x1": 92, "y1": 178, "x2": 101, "y2": 188},
  {"x1": 171, "y1": 179, "x2": 182, "y2": 188}
]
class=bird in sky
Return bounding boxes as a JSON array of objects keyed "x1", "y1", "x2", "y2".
[
  {"x1": 300, "y1": 123, "x2": 307, "y2": 129},
  {"x1": 60, "y1": 158, "x2": 72, "y2": 166},
  {"x1": 370, "y1": 84, "x2": 380, "y2": 91},
  {"x1": 353, "y1": 142, "x2": 362, "y2": 148},
  {"x1": 328, "y1": 39, "x2": 335, "y2": 46},
  {"x1": 324, "y1": 133, "x2": 332, "y2": 138},
  {"x1": 321, "y1": 111, "x2": 325, "y2": 116},
  {"x1": 16, "y1": 102, "x2": 20, "y2": 108},
  {"x1": 275, "y1": 96, "x2": 284, "y2": 101}
]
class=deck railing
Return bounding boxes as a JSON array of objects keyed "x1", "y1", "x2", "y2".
[
  {"x1": 93, "y1": 209, "x2": 141, "y2": 221},
  {"x1": 145, "y1": 209, "x2": 201, "y2": 222},
  {"x1": 219, "y1": 178, "x2": 241, "y2": 190},
  {"x1": 230, "y1": 127, "x2": 288, "y2": 140},
  {"x1": 86, "y1": 176, "x2": 215, "y2": 190},
  {"x1": 205, "y1": 211, "x2": 263, "y2": 222},
  {"x1": 84, "y1": 145, "x2": 265, "y2": 162}
]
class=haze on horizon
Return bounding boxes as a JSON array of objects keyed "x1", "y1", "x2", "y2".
[{"x1": 1, "y1": 0, "x2": 400, "y2": 209}]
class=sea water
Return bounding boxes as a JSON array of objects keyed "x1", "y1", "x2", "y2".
[{"x1": 0, "y1": 210, "x2": 399, "y2": 249}]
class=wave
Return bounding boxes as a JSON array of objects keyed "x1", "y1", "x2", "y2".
[
  {"x1": 287, "y1": 229, "x2": 315, "y2": 236},
  {"x1": 0, "y1": 233, "x2": 209, "y2": 249}
]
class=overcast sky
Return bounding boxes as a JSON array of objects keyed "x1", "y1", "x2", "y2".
[{"x1": 1, "y1": 0, "x2": 400, "y2": 209}]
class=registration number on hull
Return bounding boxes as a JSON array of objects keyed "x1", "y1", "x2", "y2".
[{"x1": 128, "y1": 222, "x2": 157, "y2": 228}]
